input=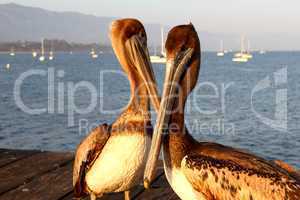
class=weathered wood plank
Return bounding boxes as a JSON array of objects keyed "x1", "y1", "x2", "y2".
[
  {"x1": 62, "y1": 184, "x2": 149, "y2": 200},
  {"x1": 132, "y1": 161, "x2": 165, "y2": 199},
  {"x1": 0, "y1": 149, "x2": 39, "y2": 168},
  {"x1": 0, "y1": 162, "x2": 73, "y2": 200},
  {"x1": 135, "y1": 173, "x2": 179, "y2": 200},
  {"x1": 0, "y1": 151, "x2": 73, "y2": 195},
  {"x1": 61, "y1": 192, "x2": 121, "y2": 200},
  {"x1": 62, "y1": 186, "x2": 148, "y2": 200},
  {"x1": 0, "y1": 149, "x2": 179, "y2": 200},
  {"x1": 0, "y1": 149, "x2": 7, "y2": 153},
  {"x1": 136, "y1": 187, "x2": 179, "y2": 200}
]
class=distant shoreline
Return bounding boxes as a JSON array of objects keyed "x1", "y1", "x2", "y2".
[
  {"x1": 0, "y1": 50, "x2": 111, "y2": 54},
  {"x1": 0, "y1": 39, "x2": 112, "y2": 53}
]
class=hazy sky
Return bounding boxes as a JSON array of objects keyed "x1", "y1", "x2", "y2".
[
  {"x1": 1, "y1": 0, "x2": 299, "y2": 49},
  {"x1": 1, "y1": 0, "x2": 299, "y2": 34}
]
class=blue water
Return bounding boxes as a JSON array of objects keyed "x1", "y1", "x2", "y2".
[{"x1": 0, "y1": 52, "x2": 299, "y2": 168}]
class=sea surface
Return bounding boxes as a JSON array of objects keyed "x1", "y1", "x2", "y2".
[{"x1": 0, "y1": 52, "x2": 299, "y2": 168}]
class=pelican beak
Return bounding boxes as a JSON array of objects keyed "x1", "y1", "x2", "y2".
[
  {"x1": 125, "y1": 35, "x2": 160, "y2": 111},
  {"x1": 143, "y1": 48, "x2": 194, "y2": 188}
]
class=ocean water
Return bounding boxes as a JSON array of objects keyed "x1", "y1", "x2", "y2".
[{"x1": 0, "y1": 52, "x2": 299, "y2": 168}]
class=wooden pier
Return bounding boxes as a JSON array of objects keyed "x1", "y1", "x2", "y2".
[{"x1": 0, "y1": 149, "x2": 179, "y2": 200}]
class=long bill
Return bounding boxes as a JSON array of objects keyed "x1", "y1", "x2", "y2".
[
  {"x1": 143, "y1": 48, "x2": 194, "y2": 188},
  {"x1": 125, "y1": 35, "x2": 160, "y2": 112}
]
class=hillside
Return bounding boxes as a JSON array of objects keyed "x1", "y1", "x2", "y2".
[{"x1": 0, "y1": 3, "x2": 236, "y2": 51}]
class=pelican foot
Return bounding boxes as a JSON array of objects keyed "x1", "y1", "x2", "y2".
[
  {"x1": 124, "y1": 190, "x2": 130, "y2": 200},
  {"x1": 90, "y1": 193, "x2": 97, "y2": 200}
]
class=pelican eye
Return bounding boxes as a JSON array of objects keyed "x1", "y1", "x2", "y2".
[
  {"x1": 180, "y1": 45, "x2": 187, "y2": 52},
  {"x1": 138, "y1": 30, "x2": 145, "y2": 38},
  {"x1": 138, "y1": 32, "x2": 147, "y2": 46}
]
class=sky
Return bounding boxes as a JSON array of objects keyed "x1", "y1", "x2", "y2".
[{"x1": 1, "y1": 0, "x2": 299, "y2": 50}]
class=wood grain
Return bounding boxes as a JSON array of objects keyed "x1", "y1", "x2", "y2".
[
  {"x1": 0, "y1": 149, "x2": 39, "y2": 168},
  {"x1": 0, "y1": 163, "x2": 73, "y2": 200},
  {"x1": 0, "y1": 151, "x2": 73, "y2": 195},
  {"x1": 0, "y1": 149, "x2": 179, "y2": 200}
]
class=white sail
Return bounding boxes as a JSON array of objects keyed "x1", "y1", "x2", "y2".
[
  {"x1": 49, "y1": 41, "x2": 54, "y2": 60},
  {"x1": 232, "y1": 35, "x2": 253, "y2": 62},
  {"x1": 217, "y1": 40, "x2": 225, "y2": 57},
  {"x1": 150, "y1": 25, "x2": 166, "y2": 63},
  {"x1": 160, "y1": 26, "x2": 166, "y2": 57},
  {"x1": 9, "y1": 47, "x2": 15, "y2": 56},
  {"x1": 32, "y1": 51, "x2": 37, "y2": 58},
  {"x1": 90, "y1": 48, "x2": 98, "y2": 59}
]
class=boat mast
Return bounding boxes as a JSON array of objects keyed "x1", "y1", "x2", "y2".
[
  {"x1": 41, "y1": 38, "x2": 45, "y2": 56},
  {"x1": 220, "y1": 40, "x2": 224, "y2": 52},
  {"x1": 241, "y1": 36, "x2": 245, "y2": 53},
  {"x1": 160, "y1": 26, "x2": 165, "y2": 56},
  {"x1": 50, "y1": 40, "x2": 54, "y2": 53},
  {"x1": 154, "y1": 44, "x2": 157, "y2": 56},
  {"x1": 247, "y1": 39, "x2": 251, "y2": 53}
]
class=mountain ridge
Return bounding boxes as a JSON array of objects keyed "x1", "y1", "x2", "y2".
[
  {"x1": 3, "y1": 3, "x2": 298, "y2": 50},
  {"x1": 0, "y1": 3, "x2": 225, "y2": 50}
]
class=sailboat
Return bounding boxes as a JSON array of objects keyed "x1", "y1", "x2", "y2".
[
  {"x1": 259, "y1": 49, "x2": 266, "y2": 54},
  {"x1": 5, "y1": 64, "x2": 11, "y2": 70},
  {"x1": 217, "y1": 40, "x2": 225, "y2": 57},
  {"x1": 9, "y1": 48, "x2": 15, "y2": 56},
  {"x1": 39, "y1": 38, "x2": 46, "y2": 62},
  {"x1": 150, "y1": 26, "x2": 166, "y2": 63},
  {"x1": 49, "y1": 41, "x2": 54, "y2": 60},
  {"x1": 32, "y1": 50, "x2": 38, "y2": 58},
  {"x1": 232, "y1": 36, "x2": 249, "y2": 63},
  {"x1": 49, "y1": 51, "x2": 54, "y2": 60},
  {"x1": 90, "y1": 48, "x2": 98, "y2": 59},
  {"x1": 242, "y1": 39, "x2": 253, "y2": 59}
]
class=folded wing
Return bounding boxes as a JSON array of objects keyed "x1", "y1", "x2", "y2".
[
  {"x1": 73, "y1": 124, "x2": 111, "y2": 197},
  {"x1": 181, "y1": 142, "x2": 300, "y2": 200}
]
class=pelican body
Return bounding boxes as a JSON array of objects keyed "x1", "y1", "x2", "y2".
[
  {"x1": 73, "y1": 18, "x2": 159, "y2": 200},
  {"x1": 144, "y1": 24, "x2": 300, "y2": 200}
]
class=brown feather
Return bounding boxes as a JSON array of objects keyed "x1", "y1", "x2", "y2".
[
  {"x1": 181, "y1": 142, "x2": 300, "y2": 200},
  {"x1": 274, "y1": 160, "x2": 300, "y2": 181},
  {"x1": 73, "y1": 124, "x2": 111, "y2": 197}
]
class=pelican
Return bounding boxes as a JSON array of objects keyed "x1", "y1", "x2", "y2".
[
  {"x1": 144, "y1": 24, "x2": 300, "y2": 199},
  {"x1": 73, "y1": 18, "x2": 160, "y2": 200}
]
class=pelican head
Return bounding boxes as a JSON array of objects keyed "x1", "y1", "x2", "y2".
[
  {"x1": 144, "y1": 23, "x2": 201, "y2": 187},
  {"x1": 110, "y1": 18, "x2": 160, "y2": 110}
]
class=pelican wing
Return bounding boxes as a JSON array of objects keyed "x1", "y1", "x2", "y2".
[
  {"x1": 181, "y1": 142, "x2": 300, "y2": 200},
  {"x1": 273, "y1": 160, "x2": 300, "y2": 180},
  {"x1": 73, "y1": 124, "x2": 111, "y2": 197}
]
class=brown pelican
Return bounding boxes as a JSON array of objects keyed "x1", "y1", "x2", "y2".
[
  {"x1": 144, "y1": 24, "x2": 300, "y2": 199},
  {"x1": 73, "y1": 18, "x2": 160, "y2": 200}
]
